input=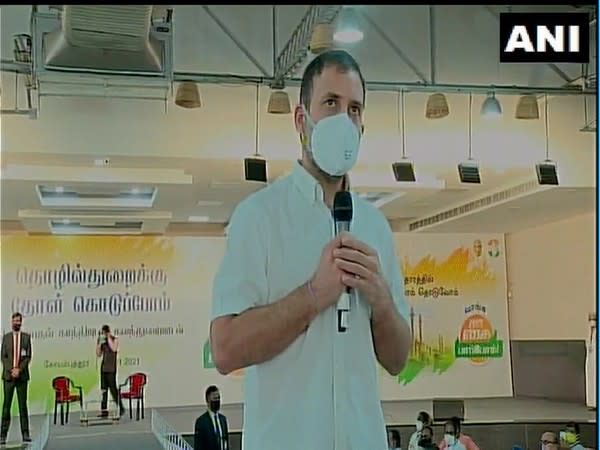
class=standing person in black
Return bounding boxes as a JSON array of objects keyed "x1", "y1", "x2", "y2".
[
  {"x1": 0, "y1": 312, "x2": 32, "y2": 445},
  {"x1": 193, "y1": 385, "x2": 229, "y2": 450},
  {"x1": 96, "y1": 325, "x2": 125, "y2": 417}
]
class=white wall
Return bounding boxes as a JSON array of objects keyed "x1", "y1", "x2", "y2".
[{"x1": 506, "y1": 212, "x2": 596, "y2": 340}]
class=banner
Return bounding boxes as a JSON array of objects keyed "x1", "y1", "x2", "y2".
[
  {"x1": 0, "y1": 234, "x2": 511, "y2": 415},
  {"x1": 379, "y1": 234, "x2": 512, "y2": 399}
]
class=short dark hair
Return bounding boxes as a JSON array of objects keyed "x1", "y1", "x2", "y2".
[
  {"x1": 389, "y1": 429, "x2": 401, "y2": 446},
  {"x1": 101, "y1": 325, "x2": 110, "y2": 333},
  {"x1": 418, "y1": 410, "x2": 431, "y2": 424},
  {"x1": 299, "y1": 49, "x2": 366, "y2": 110},
  {"x1": 12, "y1": 312, "x2": 22, "y2": 319},
  {"x1": 447, "y1": 416, "x2": 462, "y2": 434},
  {"x1": 566, "y1": 421, "x2": 580, "y2": 434},
  {"x1": 205, "y1": 385, "x2": 219, "y2": 400},
  {"x1": 423, "y1": 425, "x2": 434, "y2": 435}
]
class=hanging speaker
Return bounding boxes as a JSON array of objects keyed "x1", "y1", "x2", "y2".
[
  {"x1": 244, "y1": 157, "x2": 267, "y2": 183},
  {"x1": 535, "y1": 160, "x2": 559, "y2": 185}
]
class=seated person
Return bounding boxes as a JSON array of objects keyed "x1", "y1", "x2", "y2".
[{"x1": 438, "y1": 417, "x2": 479, "y2": 450}]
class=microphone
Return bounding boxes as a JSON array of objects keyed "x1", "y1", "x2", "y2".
[{"x1": 333, "y1": 191, "x2": 353, "y2": 333}]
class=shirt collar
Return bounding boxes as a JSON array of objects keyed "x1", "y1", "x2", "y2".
[{"x1": 291, "y1": 161, "x2": 349, "y2": 205}]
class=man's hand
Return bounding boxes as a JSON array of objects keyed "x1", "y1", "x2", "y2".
[
  {"x1": 11, "y1": 368, "x2": 19, "y2": 379},
  {"x1": 333, "y1": 231, "x2": 393, "y2": 309},
  {"x1": 310, "y1": 233, "x2": 346, "y2": 311}
]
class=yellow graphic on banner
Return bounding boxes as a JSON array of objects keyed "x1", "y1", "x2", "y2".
[{"x1": 402, "y1": 245, "x2": 497, "y2": 299}]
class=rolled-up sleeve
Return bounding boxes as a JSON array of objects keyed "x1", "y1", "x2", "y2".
[
  {"x1": 382, "y1": 222, "x2": 410, "y2": 322},
  {"x1": 211, "y1": 199, "x2": 268, "y2": 319}
]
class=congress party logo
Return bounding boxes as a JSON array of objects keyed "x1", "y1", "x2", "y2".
[{"x1": 454, "y1": 304, "x2": 503, "y2": 365}]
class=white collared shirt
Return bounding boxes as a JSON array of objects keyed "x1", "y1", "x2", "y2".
[{"x1": 212, "y1": 162, "x2": 409, "y2": 450}]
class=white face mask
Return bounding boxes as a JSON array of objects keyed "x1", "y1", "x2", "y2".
[
  {"x1": 303, "y1": 110, "x2": 361, "y2": 176},
  {"x1": 444, "y1": 434, "x2": 456, "y2": 446},
  {"x1": 416, "y1": 420, "x2": 423, "y2": 431}
]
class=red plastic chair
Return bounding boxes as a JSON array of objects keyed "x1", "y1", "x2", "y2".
[
  {"x1": 119, "y1": 372, "x2": 147, "y2": 420},
  {"x1": 52, "y1": 376, "x2": 83, "y2": 425}
]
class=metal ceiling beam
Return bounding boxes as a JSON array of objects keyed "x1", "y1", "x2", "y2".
[
  {"x1": 429, "y1": 6, "x2": 436, "y2": 84},
  {"x1": 482, "y1": 5, "x2": 576, "y2": 84},
  {"x1": 358, "y1": 10, "x2": 428, "y2": 83},
  {"x1": 272, "y1": 5, "x2": 342, "y2": 86},
  {"x1": 1, "y1": 60, "x2": 592, "y2": 96},
  {"x1": 202, "y1": 6, "x2": 270, "y2": 77}
]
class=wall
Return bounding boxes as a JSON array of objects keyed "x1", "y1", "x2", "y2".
[{"x1": 506, "y1": 212, "x2": 596, "y2": 341}]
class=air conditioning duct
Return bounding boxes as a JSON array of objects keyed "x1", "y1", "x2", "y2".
[{"x1": 31, "y1": 5, "x2": 173, "y2": 101}]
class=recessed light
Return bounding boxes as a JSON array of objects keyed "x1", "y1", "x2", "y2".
[
  {"x1": 188, "y1": 216, "x2": 210, "y2": 223},
  {"x1": 94, "y1": 158, "x2": 110, "y2": 167},
  {"x1": 196, "y1": 200, "x2": 224, "y2": 206},
  {"x1": 131, "y1": 187, "x2": 141, "y2": 195},
  {"x1": 333, "y1": 28, "x2": 364, "y2": 44},
  {"x1": 55, "y1": 186, "x2": 65, "y2": 193},
  {"x1": 61, "y1": 219, "x2": 70, "y2": 224}
]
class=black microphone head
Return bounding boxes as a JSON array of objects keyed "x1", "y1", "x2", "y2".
[{"x1": 333, "y1": 191, "x2": 353, "y2": 222}]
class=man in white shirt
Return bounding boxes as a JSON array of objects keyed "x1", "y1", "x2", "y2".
[{"x1": 210, "y1": 50, "x2": 411, "y2": 450}]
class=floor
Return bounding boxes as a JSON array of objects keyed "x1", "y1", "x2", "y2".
[{"x1": 2, "y1": 409, "x2": 161, "y2": 450}]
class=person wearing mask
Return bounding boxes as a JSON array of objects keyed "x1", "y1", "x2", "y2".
[
  {"x1": 559, "y1": 422, "x2": 585, "y2": 450},
  {"x1": 387, "y1": 429, "x2": 401, "y2": 450},
  {"x1": 0, "y1": 313, "x2": 32, "y2": 445},
  {"x1": 409, "y1": 411, "x2": 433, "y2": 450},
  {"x1": 540, "y1": 431, "x2": 559, "y2": 450},
  {"x1": 96, "y1": 325, "x2": 125, "y2": 418},
  {"x1": 418, "y1": 426, "x2": 436, "y2": 450},
  {"x1": 438, "y1": 417, "x2": 479, "y2": 450},
  {"x1": 194, "y1": 385, "x2": 229, "y2": 450},
  {"x1": 210, "y1": 49, "x2": 411, "y2": 450}
]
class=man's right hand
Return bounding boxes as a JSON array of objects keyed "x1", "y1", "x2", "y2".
[{"x1": 310, "y1": 234, "x2": 346, "y2": 311}]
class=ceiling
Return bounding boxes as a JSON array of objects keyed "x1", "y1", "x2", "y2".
[{"x1": 0, "y1": 5, "x2": 596, "y2": 236}]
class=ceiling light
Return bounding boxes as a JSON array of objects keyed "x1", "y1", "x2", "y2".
[
  {"x1": 392, "y1": 160, "x2": 416, "y2": 182},
  {"x1": 244, "y1": 156, "x2": 267, "y2": 183},
  {"x1": 267, "y1": 90, "x2": 291, "y2": 114},
  {"x1": 130, "y1": 187, "x2": 141, "y2": 195},
  {"x1": 175, "y1": 81, "x2": 201, "y2": 109},
  {"x1": 188, "y1": 216, "x2": 210, "y2": 223},
  {"x1": 425, "y1": 93, "x2": 450, "y2": 119},
  {"x1": 458, "y1": 160, "x2": 481, "y2": 184},
  {"x1": 309, "y1": 23, "x2": 335, "y2": 54},
  {"x1": 536, "y1": 160, "x2": 559, "y2": 185},
  {"x1": 515, "y1": 94, "x2": 539, "y2": 119},
  {"x1": 245, "y1": 84, "x2": 268, "y2": 183},
  {"x1": 536, "y1": 94, "x2": 559, "y2": 185},
  {"x1": 481, "y1": 92, "x2": 502, "y2": 118},
  {"x1": 391, "y1": 90, "x2": 417, "y2": 182},
  {"x1": 459, "y1": 93, "x2": 481, "y2": 184},
  {"x1": 55, "y1": 186, "x2": 64, "y2": 193},
  {"x1": 333, "y1": 27, "x2": 363, "y2": 44}
]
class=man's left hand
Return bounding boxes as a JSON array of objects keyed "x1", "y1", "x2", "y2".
[
  {"x1": 11, "y1": 368, "x2": 20, "y2": 379},
  {"x1": 333, "y1": 232, "x2": 393, "y2": 308}
]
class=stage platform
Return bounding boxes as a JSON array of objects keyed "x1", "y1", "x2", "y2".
[{"x1": 8, "y1": 397, "x2": 596, "y2": 450}]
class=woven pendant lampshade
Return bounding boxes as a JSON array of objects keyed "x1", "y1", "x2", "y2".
[
  {"x1": 515, "y1": 94, "x2": 539, "y2": 119},
  {"x1": 425, "y1": 93, "x2": 449, "y2": 119},
  {"x1": 309, "y1": 23, "x2": 334, "y2": 54},
  {"x1": 175, "y1": 81, "x2": 201, "y2": 109},
  {"x1": 267, "y1": 90, "x2": 291, "y2": 114}
]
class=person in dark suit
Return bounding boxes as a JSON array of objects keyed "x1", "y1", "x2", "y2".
[
  {"x1": 0, "y1": 312, "x2": 32, "y2": 445},
  {"x1": 194, "y1": 385, "x2": 229, "y2": 450}
]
